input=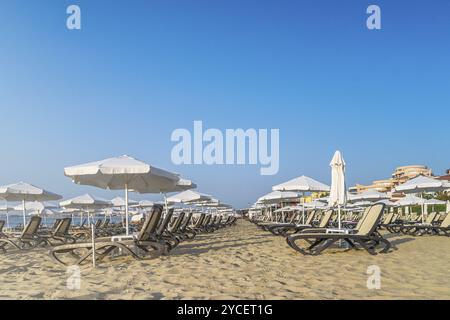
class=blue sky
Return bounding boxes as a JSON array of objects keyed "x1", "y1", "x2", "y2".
[{"x1": 0, "y1": 0, "x2": 449, "y2": 208}]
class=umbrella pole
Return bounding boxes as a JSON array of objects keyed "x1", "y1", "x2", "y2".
[
  {"x1": 421, "y1": 194, "x2": 425, "y2": 224},
  {"x1": 164, "y1": 193, "x2": 168, "y2": 215},
  {"x1": 302, "y1": 192, "x2": 306, "y2": 224},
  {"x1": 91, "y1": 223, "x2": 96, "y2": 268},
  {"x1": 125, "y1": 183, "x2": 129, "y2": 236},
  {"x1": 338, "y1": 205, "x2": 341, "y2": 229},
  {"x1": 22, "y1": 199, "x2": 26, "y2": 230},
  {"x1": 5, "y1": 203, "x2": 9, "y2": 230}
]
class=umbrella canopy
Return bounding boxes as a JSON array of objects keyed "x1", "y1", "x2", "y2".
[
  {"x1": 167, "y1": 190, "x2": 212, "y2": 204},
  {"x1": 64, "y1": 155, "x2": 180, "y2": 235},
  {"x1": 348, "y1": 189, "x2": 389, "y2": 202},
  {"x1": 272, "y1": 175, "x2": 330, "y2": 192},
  {"x1": 0, "y1": 182, "x2": 62, "y2": 229},
  {"x1": 28, "y1": 208, "x2": 57, "y2": 216},
  {"x1": 13, "y1": 201, "x2": 59, "y2": 212},
  {"x1": 161, "y1": 178, "x2": 197, "y2": 193},
  {"x1": 396, "y1": 194, "x2": 425, "y2": 206},
  {"x1": 0, "y1": 204, "x2": 15, "y2": 229},
  {"x1": 257, "y1": 191, "x2": 299, "y2": 204},
  {"x1": 394, "y1": 175, "x2": 450, "y2": 194},
  {"x1": 328, "y1": 151, "x2": 347, "y2": 229},
  {"x1": 64, "y1": 155, "x2": 180, "y2": 192},
  {"x1": 376, "y1": 199, "x2": 399, "y2": 207},
  {"x1": 111, "y1": 197, "x2": 138, "y2": 207},
  {"x1": 60, "y1": 194, "x2": 111, "y2": 208},
  {"x1": 423, "y1": 198, "x2": 446, "y2": 205},
  {"x1": 60, "y1": 194, "x2": 112, "y2": 226},
  {"x1": 130, "y1": 200, "x2": 155, "y2": 208},
  {"x1": 394, "y1": 176, "x2": 450, "y2": 222}
]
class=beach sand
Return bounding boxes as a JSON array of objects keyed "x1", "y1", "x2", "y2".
[{"x1": 1, "y1": 219, "x2": 449, "y2": 300}]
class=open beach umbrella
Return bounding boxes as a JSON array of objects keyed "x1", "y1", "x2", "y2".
[
  {"x1": 257, "y1": 191, "x2": 299, "y2": 204},
  {"x1": 60, "y1": 194, "x2": 112, "y2": 226},
  {"x1": 111, "y1": 197, "x2": 139, "y2": 207},
  {"x1": 0, "y1": 182, "x2": 62, "y2": 230},
  {"x1": 167, "y1": 190, "x2": 212, "y2": 204},
  {"x1": 257, "y1": 191, "x2": 299, "y2": 221},
  {"x1": 273, "y1": 175, "x2": 330, "y2": 223},
  {"x1": 13, "y1": 201, "x2": 59, "y2": 212},
  {"x1": 328, "y1": 151, "x2": 347, "y2": 229},
  {"x1": 394, "y1": 175, "x2": 450, "y2": 223},
  {"x1": 130, "y1": 200, "x2": 155, "y2": 210},
  {"x1": 64, "y1": 155, "x2": 180, "y2": 235},
  {"x1": 0, "y1": 204, "x2": 15, "y2": 229},
  {"x1": 348, "y1": 189, "x2": 389, "y2": 203},
  {"x1": 157, "y1": 178, "x2": 197, "y2": 214}
]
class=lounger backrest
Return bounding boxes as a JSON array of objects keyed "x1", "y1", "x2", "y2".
[
  {"x1": 156, "y1": 208, "x2": 174, "y2": 236},
  {"x1": 179, "y1": 212, "x2": 193, "y2": 231},
  {"x1": 21, "y1": 216, "x2": 42, "y2": 239},
  {"x1": 354, "y1": 207, "x2": 372, "y2": 230},
  {"x1": 52, "y1": 219, "x2": 62, "y2": 231},
  {"x1": 194, "y1": 213, "x2": 206, "y2": 228},
  {"x1": 0, "y1": 220, "x2": 5, "y2": 232},
  {"x1": 102, "y1": 218, "x2": 110, "y2": 228},
  {"x1": 305, "y1": 210, "x2": 316, "y2": 225},
  {"x1": 54, "y1": 218, "x2": 72, "y2": 236},
  {"x1": 170, "y1": 212, "x2": 185, "y2": 232},
  {"x1": 137, "y1": 205, "x2": 163, "y2": 241},
  {"x1": 94, "y1": 219, "x2": 102, "y2": 228},
  {"x1": 356, "y1": 204, "x2": 385, "y2": 236},
  {"x1": 202, "y1": 215, "x2": 211, "y2": 226},
  {"x1": 318, "y1": 210, "x2": 333, "y2": 228},
  {"x1": 425, "y1": 212, "x2": 437, "y2": 224},
  {"x1": 382, "y1": 212, "x2": 394, "y2": 225},
  {"x1": 440, "y1": 213, "x2": 450, "y2": 228},
  {"x1": 289, "y1": 212, "x2": 299, "y2": 223}
]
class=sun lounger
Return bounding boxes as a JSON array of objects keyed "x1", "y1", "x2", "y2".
[
  {"x1": 0, "y1": 216, "x2": 49, "y2": 253},
  {"x1": 398, "y1": 212, "x2": 449, "y2": 236},
  {"x1": 286, "y1": 204, "x2": 391, "y2": 255},
  {"x1": 0, "y1": 220, "x2": 6, "y2": 238},
  {"x1": 49, "y1": 205, "x2": 169, "y2": 266},
  {"x1": 270, "y1": 210, "x2": 334, "y2": 237},
  {"x1": 267, "y1": 210, "x2": 317, "y2": 236},
  {"x1": 41, "y1": 218, "x2": 77, "y2": 245}
]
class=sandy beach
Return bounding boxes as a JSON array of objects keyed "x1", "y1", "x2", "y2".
[{"x1": 0, "y1": 219, "x2": 449, "y2": 300}]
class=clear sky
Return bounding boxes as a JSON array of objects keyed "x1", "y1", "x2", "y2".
[{"x1": 0, "y1": 0, "x2": 449, "y2": 208}]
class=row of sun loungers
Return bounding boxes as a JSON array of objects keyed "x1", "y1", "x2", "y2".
[
  {"x1": 253, "y1": 202, "x2": 450, "y2": 255},
  {"x1": 0, "y1": 205, "x2": 237, "y2": 267},
  {"x1": 380, "y1": 211, "x2": 450, "y2": 236},
  {"x1": 251, "y1": 204, "x2": 393, "y2": 255}
]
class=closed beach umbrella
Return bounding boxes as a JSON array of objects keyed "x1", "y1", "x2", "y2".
[
  {"x1": 64, "y1": 155, "x2": 180, "y2": 235},
  {"x1": 328, "y1": 151, "x2": 347, "y2": 229},
  {"x1": 0, "y1": 182, "x2": 62, "y2": 230},
  {"x1": 273, "y1": 175, "x2": 330, "y2": 224},
  {"x1": 394, "y1": 175, "x2": 450, "y2": 223}
]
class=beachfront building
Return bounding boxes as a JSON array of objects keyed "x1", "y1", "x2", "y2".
[{"x1": 349, "y1": 165, "x2": 433, "y2": 194}]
